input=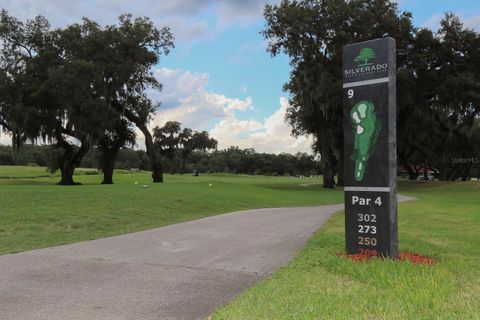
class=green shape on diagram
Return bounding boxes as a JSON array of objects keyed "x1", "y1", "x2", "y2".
[{"x1": 350, "y1": 100, "x2": 381, "y2": 181}]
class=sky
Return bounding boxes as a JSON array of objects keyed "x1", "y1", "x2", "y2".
[{"x1": 1, "y1": 0, "x2": 479, "y2": 153}]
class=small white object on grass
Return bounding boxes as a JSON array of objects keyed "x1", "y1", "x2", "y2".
[
  {"x1": 142, "y1": 185, "x2": 149, "y2": 188},
  {"x1": 134, "y1": 181, "x2": 139, "y2": 185},
  {"x1": 209, "y1": 183, "x2": 212, "y2": 186}
]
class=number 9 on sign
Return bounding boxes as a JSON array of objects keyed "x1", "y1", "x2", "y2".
[{"x1": 348, "y1": 89, "x2": 354, "y2": 98}]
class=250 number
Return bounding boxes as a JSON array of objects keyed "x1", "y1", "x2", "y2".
[{"x1": 358, "y1": 236, "x2": 377, "y2": 246}]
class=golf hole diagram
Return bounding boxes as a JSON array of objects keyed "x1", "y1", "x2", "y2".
[{"x1": 350, "y1": 100, "x2": 381, "y2": 182}]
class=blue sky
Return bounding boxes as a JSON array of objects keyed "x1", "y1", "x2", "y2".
[{"x1": 1, "y1": 0, "x2": 479, "y2": 153}]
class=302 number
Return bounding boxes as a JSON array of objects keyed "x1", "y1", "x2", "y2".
[
  {"x1": 358, "y1": 236, "x2": 377, "y2": 246},
  {"x1": 358, "y1": 225, "x2": 377, "y2": 234},
  {"x1": 357, "y1": 214, "x2": 377, "y2": 223}
]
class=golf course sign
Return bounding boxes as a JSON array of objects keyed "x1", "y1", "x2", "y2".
[{"x1": 343, "y1": 37, "x2": 398, "y2": 258}]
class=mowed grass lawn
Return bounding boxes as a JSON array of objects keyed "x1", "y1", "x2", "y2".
[
  {"x1": 213, "y1": 181, "x2": 480, "y2": 319},
  {"x1": 0, "y1": 166, "x2": 342, "y2": 254},
  {"x1": 2, "y1": 166, "x2": 479, "y2": 318}
]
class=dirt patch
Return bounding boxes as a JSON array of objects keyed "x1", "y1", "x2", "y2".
[{"x1": 338, "y1": 251, "x2": 435, "y2": 265}]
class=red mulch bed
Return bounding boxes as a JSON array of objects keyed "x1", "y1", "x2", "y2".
[{"x1": 338, "y1": 251, "x2": 435, "y2": 265}]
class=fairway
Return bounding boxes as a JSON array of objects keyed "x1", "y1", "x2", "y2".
[
  {"x1": 2, "y1": 167, "x2": 479, "y2": 319},
  {"x1": 1, "y1": 168, "x2": 479, "y2": 319},
  {"x1": 213, "y1": 181, "x2": 480, "y2": 319},
  {"x1": 0, "y1": 166, "x2": 342, "y2": 255}
]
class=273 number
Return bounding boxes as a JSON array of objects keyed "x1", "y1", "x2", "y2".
[{"x1": 358, "y1": 225, "x2": 377, "y2": 234}]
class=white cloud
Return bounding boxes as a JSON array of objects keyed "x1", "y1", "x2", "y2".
[
  {"x1": 150, "y1": 68, "x2": 253, "y2": 130},
  {"x1": 216, "y1": 0, "x2": 272, "y2": 28},
  {"x1": 150, "y1": 68, "x2": 210, "y2": 109},
  {"x1": 210, "y1": 97, "x2": 313, "y2": 154},
  {"x1": 465, "y1": 15, "x2": 480, "y2": 30},
  {"x1": 421, "y1": 13, "x2": 444, "y2": 31},
  {"x1": 2, "y1": 0, "x2": 213, "y2": 42},
  {"x1": 1, "y1": 0, "x2": 279, "y2": 42},
  {"x1": 160, "y1": 17, "x2": 211, "y2": 43},
  {"x1": 0, "y1": 131, "x2": 12, "y2": 145},
  {"x1": 422, "y1": 13, "x2": 480, "y2": 32}
]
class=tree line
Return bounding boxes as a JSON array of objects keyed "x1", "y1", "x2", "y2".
[
  {"x1": 263, "y1": 0, "x2": 480, "y2": 187},
  {"x1": 0, "y1": 144, "x2": 323, "y2": 177}
]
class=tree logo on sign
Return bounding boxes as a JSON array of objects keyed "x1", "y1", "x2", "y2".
[{"x1": 355, "y1": 48, "x2": 376, "y2": 66}]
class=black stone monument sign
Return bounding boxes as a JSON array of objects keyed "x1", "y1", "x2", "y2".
[{"x1": 343, "y1": 37, "x2": 397, "y2": 258}]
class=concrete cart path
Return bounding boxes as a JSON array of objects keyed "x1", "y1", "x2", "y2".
[{"x1": 0, "y1": 195, "x2": 415, "y2": 320}]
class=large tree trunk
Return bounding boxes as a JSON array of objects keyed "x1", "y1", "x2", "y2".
[
  {"x1": 10, "y1": 131, "x2": 24, "y2": 165},
  {"x1": 448, "y1": 165, "x2": 461, "y2": 181},
  {"x1": 99, "y1": 141, "x2": 121, "y2": 184},
  {"x1": 169, "y1": 155, "x2": 176, "y2": 174},
  {"x1": 316, "y1": 143, "x2": 336, "y2": 189},
  {"x1": 113, "y1": 103, "x2": 163, "y2": 183},
  {"x1": 398, "y1": 150, "x2": 417, "y2": 180},
  {"x1": 461, "y1": 163, "x2": 471, "y2": 181},
  {"x1": 180, "y1": 149, "x2": 193, "y2": 175},
  {"x1": 437, "y1": 162, "x2": 448, "y2": 181},
  {"x1": 11, "y1": 133, "x2": 18, "y2": 165},
  {"x1": 400, "y1": 160, "x2": 417, "y2": 180},
  {"x1": 317, "y1": 112, "x2": 336, "y2": 189},
  {"x1": 151, "y1": 160, "x2": 163, "y2": 182},
  {"x1": 336, "y1": 147, "x2": 344, "y2": 186},
  {"x1": 139, "y1": 124, "x2": 163, "y2": 183},
  {"x1": 423, "y1": 160, "x2": 428, "y2": 180},
  {"x1": 102, "y1": 157, "x2": 115, "y2": 184},
  {"x1": 406, "y1": 164, "x2": 417, "y2": 180},
  {"x1": 323, "y1": 159, "x2": 336, "y2": 188},
  {"x1": 57, "y1": 138, "x2": 90, "y2": 186},
  {"x1": 180, "y1": 157, "x2": 186, "y2": 175},
  {"x1": 59, "y1": 160, "x2": 76, "y2": 185}
]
